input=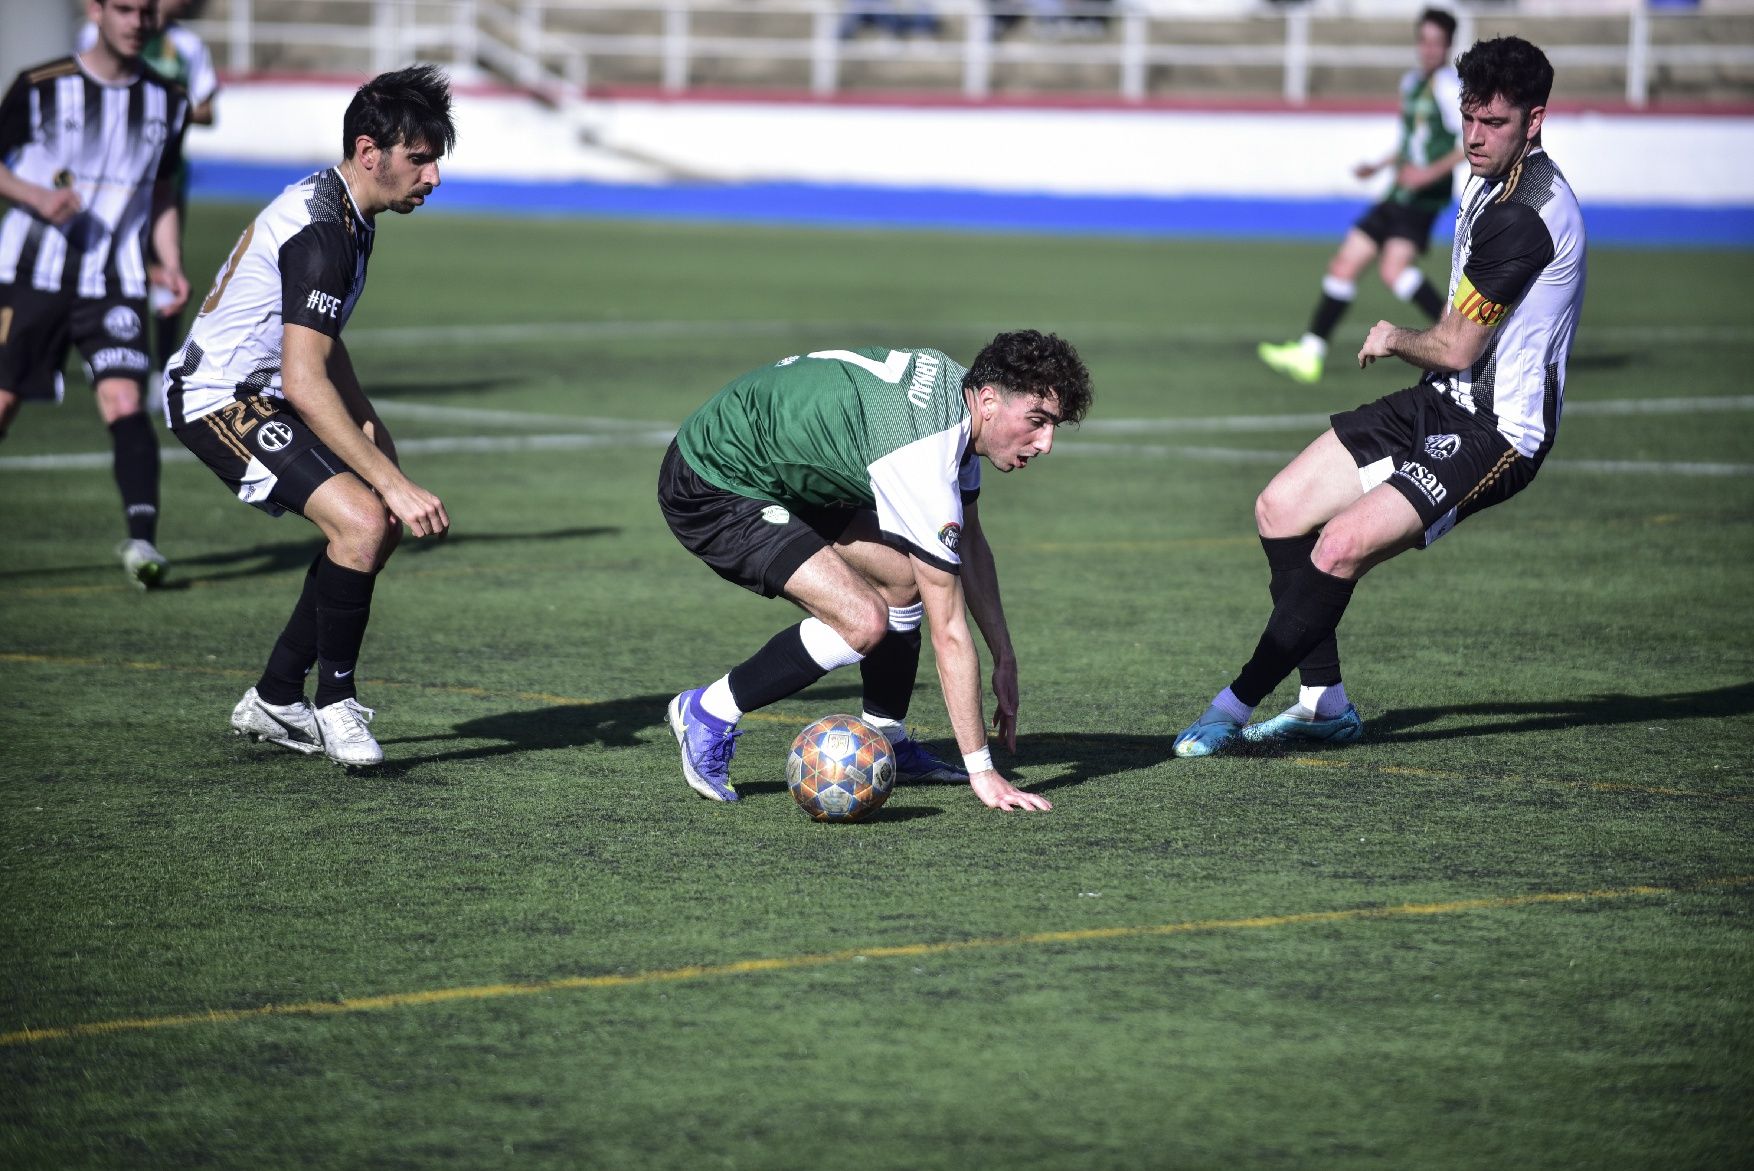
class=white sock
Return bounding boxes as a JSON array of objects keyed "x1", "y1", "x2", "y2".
[
  {"x1": 1390, "y1": 267, "x2": 1426, "y2": 302},
  {"x1": 1297, "y1": 332, "x2": 1329, "y2": 358},
  {"x1": 799, "y1": 617, "x2": 864, "y2": 670},
  {"x1": 1299, "y1": 683, "x2": 1350, "y2": 719},
  {"x1": 861, "y1": 711, "x2": 906, "y2": 744},
  {"x1": 699, "y1": 676, "x2": 741, "y2": 724}
]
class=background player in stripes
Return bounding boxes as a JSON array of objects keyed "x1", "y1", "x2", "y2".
[
  {"x1": 1175, "y1": 35, "x2": 1585, "y2": 757},
  {"x1": 660, "y1": 331, "x2": 1092, "y2": 810},
  {"x1": 0, "y1": 0, "x2": 190, "y2": 587},
  {"x1": 1258, "y1": 8, "x2": 1463, "y2": 387},
  {"x1": 165, "y1": 65, "x2": 455, "y2": 767}
]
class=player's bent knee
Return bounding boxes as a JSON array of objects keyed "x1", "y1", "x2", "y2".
[
  {"x1": 1254, "y1": 485, "x2": 1306, "y2": 539},
  {"x1": 1310, "y1": 526, "x2": 1370, "y2": 581},
  {"x1": 840, "y1": 599, "x2": 891, "y2": 655}
]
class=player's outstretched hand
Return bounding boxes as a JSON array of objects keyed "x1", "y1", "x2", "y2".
[
  {"x1": 149, "y1": 265, "x2": 190, "y2": 316},
  {"x1": 970, "y1": 769, "x2": 1051, "y2": 812},
  {"x1": 383, "y1": 480, "x2": 449, "y2": 538},
  {"x1": 1358, "y1": 320, "x2": 1398, "y2": 368}
]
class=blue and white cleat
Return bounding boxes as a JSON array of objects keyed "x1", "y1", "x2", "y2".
[
  {"x1": 666, "y1": 689, "x2": 741, "y2": 802},
  {"x1": 1241, "y1": 703, "x2": 1364, "y2": 746},
  {"x1": 891, "y1": 736, "x2": 968, "y2": 783},
  {"x1": 1173, "y1": 705, "x2": 1244, "y2": 758}
]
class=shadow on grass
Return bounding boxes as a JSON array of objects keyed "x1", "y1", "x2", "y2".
[
  {"x1": 1370, "y1": 680, "x2": 1754, "y2": 743},
  {"x1": 160, "y1": 526, "x2": 621, "y2": 584}
]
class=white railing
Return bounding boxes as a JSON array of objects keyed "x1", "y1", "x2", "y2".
[{"x1": 192, "y1": 0, "x2": 1754, "y2": 108}]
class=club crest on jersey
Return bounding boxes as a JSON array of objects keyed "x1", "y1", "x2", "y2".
[
  {"x1": 1423, "y1": 434, "x2": 1461, "y2": 461},
  {"x1": 103, "y1": 306, "x2": 142, "y2": 341},
  {"x1": 256, "y1": 421, "x2": 295, "y2": 452},
  {"x1": 761, "y1": 505, "x2": 791, "y2": 525},
  {"x1": 938, "y1": 522, "x2": 962, "y2": 552}
]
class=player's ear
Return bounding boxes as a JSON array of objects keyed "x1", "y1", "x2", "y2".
[
  {"x1": 354, "y1": 136, "x2": 380, "y2": 170},
  {"x1": 1525, "y1": 105, "x2": 1546, "y2": 141}
]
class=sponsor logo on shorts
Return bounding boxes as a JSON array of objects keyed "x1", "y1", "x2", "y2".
[
  {"x1": 103, "y1": 306, "x2": 142, "y2": 341},
  {"x1": 1395, "y1": 460, "x2": 1447, "y2": 507},
  {"x1": 256, "y1": 421, "x2": 295, "y2": 452},
  {"x1": 1424, "y1": 434, "x2": 1461, "y2": 461},
  {"x1": 90, "y1": 346, "x2": 148, "y2": 371},
  {"x1": 760, "y1": 505, "x2": 790, "y2": 525},
  {"x1": 938, "y1": 521, "x2": 962, "y2": 552}
]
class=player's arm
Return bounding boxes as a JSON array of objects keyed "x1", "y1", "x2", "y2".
[
  {"x1": 914, "y1": 556, "x2": 1050, "y2": 812},
  {"x1": 1359, "y1": 199, "x2": 1554, "y2": 373},
  {"x1": 147, "y1": 178, "x2": 188, "y2": 315},
  {"x1": 281, "y1": 325, "x2": 447, "y2": 537},
  {"x1": 326, "y1": 336, "x2": 399, "y2": 466},
  {"x1": 0, "y1": 73, "x2": 80, "y2": 223},
  {"x1": 1395, "y1": 143, "x2": 1465, "y2": 191},
  {"x1": 956, "y1": 499, "x2": 1018, "y2": 752}
]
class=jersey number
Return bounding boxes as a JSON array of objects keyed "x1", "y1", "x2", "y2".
[
  {"x1": 807, "y1": 349, "x2": 910, "y2": 383},
  {"x1": 199, "y1": 221, "x2": 255, "y2": 317}
]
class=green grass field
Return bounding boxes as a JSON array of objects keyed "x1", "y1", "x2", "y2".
[{"x1": 3, "y1": 205, "x2": 1751, "y2": 1169}]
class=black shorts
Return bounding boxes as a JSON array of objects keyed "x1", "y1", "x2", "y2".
[
  {"x1": 1332, "y1": 384, "x2": 1537, "y2": 548},
  {"x1": 0, "y1": 283, "x2": 152, "y2": 401},
  {"x1": 658, "y1": 440, "x2": 858, "y2": 598},
  {"x1": 172, "y1": 394, "x2": 354, "y2": 517},
  {"x1": 1353, "y1": 200, "x2": 1443, "y2": 254}
]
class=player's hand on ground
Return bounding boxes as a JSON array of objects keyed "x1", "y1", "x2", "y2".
[
  {"x1": 34, "y1": 186, "x2": 82, "y2": 225},
  {"x1": 989, "y1": 659, "x2": 1019, "y2": 751},
  {"x1": 382, "y1": 480, "x2": 449, "y2": 538},
  {"x1": 970, "y1": 769, "x2": 1051, "y2": 812},
  {"x1": 1358, "y1": 320, "x2": 1398, "y2": 367}
]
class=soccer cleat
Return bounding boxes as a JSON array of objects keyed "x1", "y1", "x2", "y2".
[
  {"x1": 230, "y1": 687, "x2": 324, "y2": 755},
  {"x1": 314, "y1": 697, "x2": 384, "y2": 767},
  {"x1": 666, "y1": 690, "x2": 741, "y2": 802},
  {"x1": 1173, "y1": 705, "x2": 1244, "y2": 758},
  {"x1": 1242, "y1": 703, "x2": 1365, "y2": 746},
  {"x1": 1257, "y1": 339, "x2": 1323, "y2": 385},
  {"x1": 890, "y1": 735, "x2": 968, "y2": 783},
  {"x1": 117, "y1": 539, "x2": 167, "y2": 589}
]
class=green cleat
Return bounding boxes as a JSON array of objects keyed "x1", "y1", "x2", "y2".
[{"x1": 1258, "y1": 339, "x2": 1323, "y2": 385}]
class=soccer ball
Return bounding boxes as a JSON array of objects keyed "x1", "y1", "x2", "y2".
[{"x1": 786, "y1": 714, "x2": 897, "y2": 822}]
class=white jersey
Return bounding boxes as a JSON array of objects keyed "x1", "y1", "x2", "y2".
[
  {"x1": 1434, "y1": 147, "x2": 1586, "y2": 462},
  {"x1": 165, "y1": 168, "x2": 375, "y2": 427},
  {"x1": 0, "y1": 57, "x2": 187, "y2": 299}
]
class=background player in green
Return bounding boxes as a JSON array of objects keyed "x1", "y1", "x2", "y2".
[
  {"x1": 659, "y1": 329, "x2": 1093, "y2": 811},
  {"x1": 1259, "y1": 7, "x2": 1463, "y2": 386}
]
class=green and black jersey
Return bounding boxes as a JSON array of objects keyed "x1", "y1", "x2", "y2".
[
  {"x1": 675, "y1": 347, "x2": 982, "y2": 572},
  {"x1": 1389, "y1": 65, "x2": 1463, "y2": 212}
]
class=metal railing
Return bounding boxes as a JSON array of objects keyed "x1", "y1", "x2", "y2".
[{"x1": 192, "y1": 0, "x2": 1754, "y2": 108}]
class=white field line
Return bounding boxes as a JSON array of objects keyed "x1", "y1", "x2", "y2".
[{"x1": 4, "y1": 396, "x2": 1750, "y2": 475}]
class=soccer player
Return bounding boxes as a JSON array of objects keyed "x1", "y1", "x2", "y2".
[
  {"x1": 79, "y1": 0, "x2": 220, "y2": 405},
  {"x1": 166, "y1": 64, "x2": 455, "y2": 767},
  {"x1": 1173, "y1": 35, "x2": 1584, "y2": 757},
  {"x1": 1258, "y1": 7, "x2": 1463, "y2": 386},
  {"x1": 660, "y1": 330, "x2": 1093, "y2": 810},
  {"x1": 0, "y1": 0, "x2": 191, "y2": 587}
]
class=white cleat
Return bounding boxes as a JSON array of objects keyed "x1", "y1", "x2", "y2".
[
  {"x1": 117, "y1": 539, "x2": 167, "y2": 589},
  {"x1": 230, "y1": 687, "x2": 324, "y2": 755},
  {"x1": 314, "y1": 697, "x2": 384, "y2": 767}
]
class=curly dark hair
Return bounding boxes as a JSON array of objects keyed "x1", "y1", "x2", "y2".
[
  {"x1": 1457, "y1": 36, "x2": 1553, "y2": 117},
  {"x1": 962, "y1": 329, "x2": 1092, "y2": 426},
  {"x1": 343, "y1": 64, "x2": 458, "y2": 160}
]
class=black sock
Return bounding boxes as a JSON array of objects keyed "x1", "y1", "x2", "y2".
[
  {"x1": 727, "y1": 623, "x2": 831, "y2": 714},
  {"x1": 313, "y1": 556, "x2": 378, "y2": 706},
  {"x1": 1261, "y1": 534, "x2": 1342, "y2": 689},
  {"x1": 1412, "y1": 278, "x2": 1445, "y2": 321},
  {"x1": 1231, "y1": 563, "x2": 1357, "y2": 708},
  {"x1": 109, "y1": 412, "x2": 160, "y2": 543},
  {"x1": 1307, "y1": 293, "x2": 1351, "y2": 343},
  {"x1": 257, "y1": 553, "x2": 323, "y2": 705},
  {"x1": 860, "y1": 628, "x2": 921, "y2": 722}
]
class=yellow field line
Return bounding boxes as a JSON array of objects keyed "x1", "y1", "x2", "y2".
[{"x1": 4, "y1": 875, "x2": 1748, "y2": 1049}]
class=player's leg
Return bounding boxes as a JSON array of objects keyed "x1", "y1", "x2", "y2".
[
  {"x1": 1378, "y1": 236, "x2": 1445, "y2": 322},
  {"x1": 93, "y1": 373, "x2": 168, "y2": 588},
  {"x1": 0, "y1": 388, "x2": 19, "y2": 440},
  {"x1": 297, "y1": 470, "x2": 399, "y2": 766},
  {"x1": 831, "y1": 514, "x2": 967, "y2": 783},
  {"x1": 1260, "y1": 226, "x2": 1378, "y2": 385}
]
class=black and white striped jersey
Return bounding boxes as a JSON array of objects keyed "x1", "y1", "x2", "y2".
[
  {"x1": 165, "y1": 168, "x2": 375, "y2": 427},
  {"x1": 0, "y1": 56, "x2": 187, "y2": 299},
  {"x1": 1436, "y1": 147, "x2": 1587, "y2": 463}
]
